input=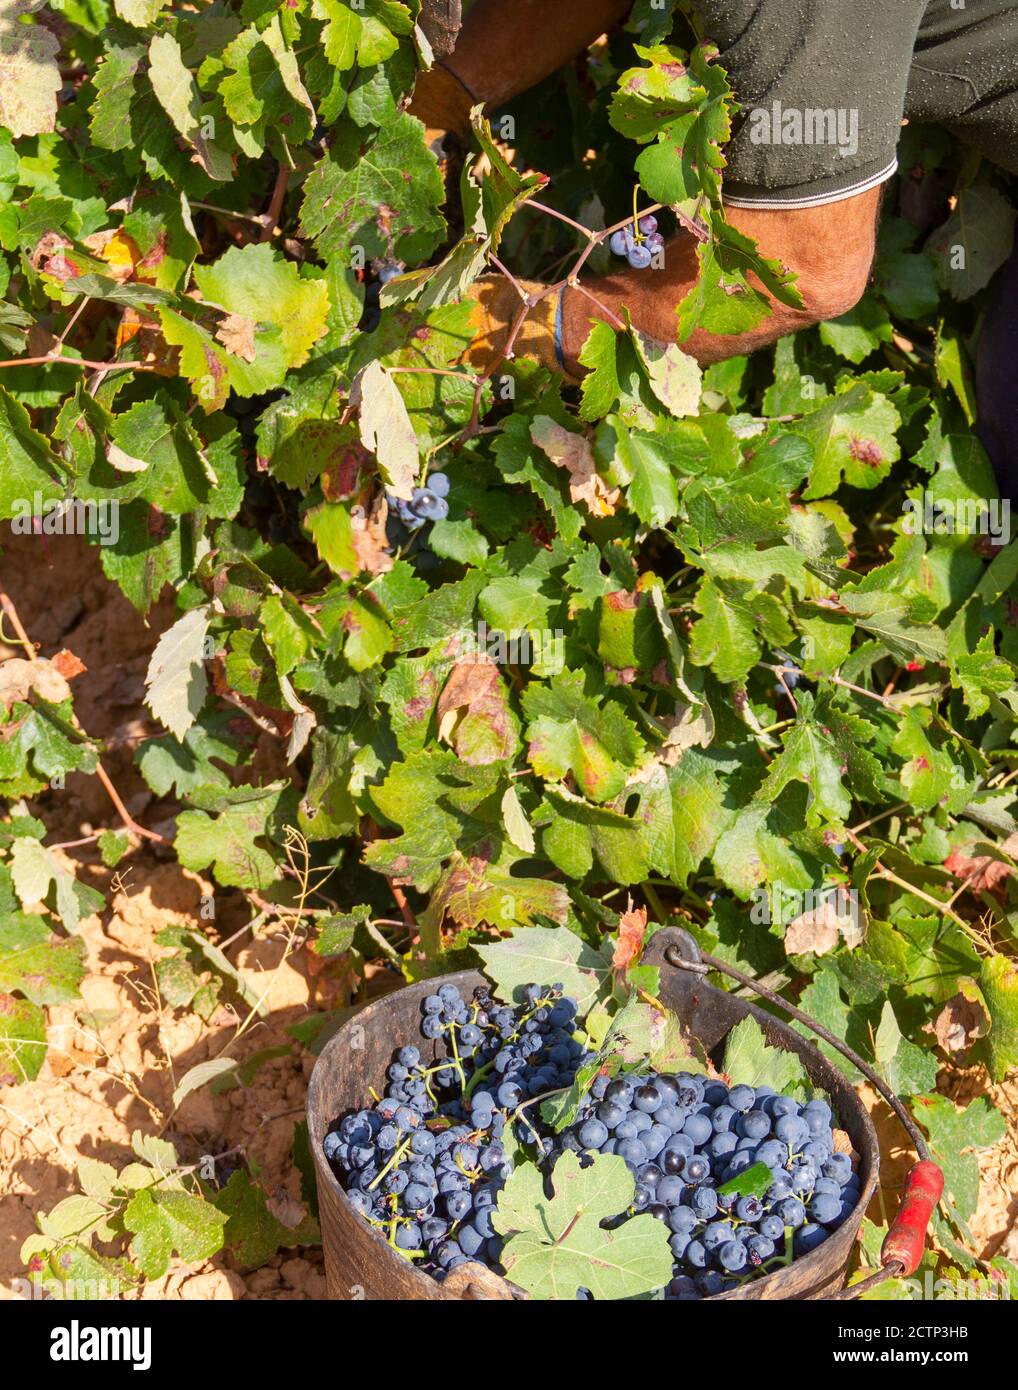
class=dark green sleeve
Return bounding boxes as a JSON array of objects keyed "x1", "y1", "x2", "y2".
[{"x1": 691, "y1": 0, "x2": 927, "y2": 207}]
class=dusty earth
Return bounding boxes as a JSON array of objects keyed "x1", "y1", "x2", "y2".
[
  {"x1": 0, "y1": 530, "x2": 1015, "y2": 1299},
  {"x1": 0, "y1": 530, "x2": 334, "y2": 1300}
]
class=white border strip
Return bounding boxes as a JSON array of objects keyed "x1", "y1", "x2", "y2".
[{"x1": 722, "y1": 158, "x2": 898, "y2": 210}]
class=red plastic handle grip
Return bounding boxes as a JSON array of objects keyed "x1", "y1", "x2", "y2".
[{"x1": 880, "y1": 1160, "x2": 945, "y2": 1277}]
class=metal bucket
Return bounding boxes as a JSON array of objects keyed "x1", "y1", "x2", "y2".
[{"x1": 307, "y1": 927, "x2": 880, "y2": 1300}]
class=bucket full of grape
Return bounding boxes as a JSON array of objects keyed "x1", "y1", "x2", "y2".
[{"x1": 307, "y1": 927, "x2": 940, "y2": 1301}]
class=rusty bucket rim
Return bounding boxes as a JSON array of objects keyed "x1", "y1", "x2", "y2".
[{"x1": 307, "y1": 967, "x2": 880, "y2": 1301}]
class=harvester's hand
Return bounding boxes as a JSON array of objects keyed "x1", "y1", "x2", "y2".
[{"x1": 462, "y1": 276, "x2": 578, "y2": 380}]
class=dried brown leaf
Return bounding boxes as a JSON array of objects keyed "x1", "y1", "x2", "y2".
[
  {"x1": 216, "y1": 312, "x2": 258, "y2": 363},
  {"x1": 612, "y1": 903, "x2": 648, "y2": 974},
  {"x1": 529, "y1": 415, "x2": 620, "y2": 517}
]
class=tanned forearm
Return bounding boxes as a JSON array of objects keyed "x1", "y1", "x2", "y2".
[
  {"x1": 447, "y1": 0, "x2": 633, "y2": 106},
  {"x1": 560, "y1": 188, "x2": 882, "y2": 369}
]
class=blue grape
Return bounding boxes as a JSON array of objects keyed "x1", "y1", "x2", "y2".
[
  {"x1": 395, "y1": 1221, "x2": 422, "y2": 1250},
  {"x1": 627, "y1": 243, "x2": 653, "y2": 269},
  {"x1": 662, "y1": 1134, "x2": 695, "y2": 1165},
  {"x1": 655, "y1": 1174, "x2": 684, "y2": 1205},
  {"x1": 735, "y1": 1195, "x2": 764, "y2": 1223},
  {"x1": 404, "y1": 1182, "x2": 433, "y2": 1210},
  {"x1": 643, "y1": 1125, "x2": 670, "y2": 1159},
  {"x1": 718, "y1": 1239, "x2": 747, "y2": 1272},
  {"x1": 422, "y1": 1217, "x2": 448, "y2": 1243},
  {"x1": 685, "y1": 1239, "x2": 707, "y2": 1269},
  {"x1": 668, "y1": 1275, "x2": 698, "y2": 1300},
  {"x1": 682, "y1": 1154, "x2": 710, "y2": 1184},
  {"x1": 617, "y1": 1138, "x2": 649, "y2": 1168},
  {"x1": 634, "y1": 1084, "x2": 663, "y2": 1114},
  {"x1": 474, "y1": 1207, "x2": 496, "y2": 1238},
  {"x1": 597, "y1": 1100, "x2": 626, "y2": 1129},
  {"x1": 737, "y1": 1110, "x2": 771, "y2": 1141},
  {"x1": 823, "y1": 1153, "x2": 853, "y2": 1184},
  {"x1": 778, "y1": 1197, "x2": 806, "y2": 1228},
  {"x1": 668, "y1": 1205, "x2": 697, "y2": 1233},
  {"x1": 497, "y1": 1080, "x2": 524, "y2": 1108},
  {"x1": 810, "y1": 1193, "x2": 843, "y2": 1226},
  {"x1": 702, "y1": 1220, "x2": 736, "y2": 1251},
  {"x1": 445, "y1": 1190, "x2": 472, "y2": 1220},
  {"x1": 669, "y1": 1230, "x2": 692, "y2": 1259},
  {"x1": 747, "y1": 1234, "x2": 776, "y2": 1265},
  {"x1": 691, "y1": 1186, "x2": 718, "y2": 1221},
  {"x1": 411, "y1": 488, "x2": 449, "y2": 522},
  {"x1": 435, "y1": 1240, "x2": 463, "y2": 1268},
  {"x1": 728, "y1": 1085, "x2": 755, "y2": 1113},
  {"x1": 458, "y1": 1223, "x2": 485, "y2": 1257},
  {"x1": 682, "y1": 1113, "x2": 713, "y2": 1146},
  {"x1": 775, "y1": 1114, "x2": 810, "y2": 1146},
  {"x1": 794, "y1": 1222, "x2": 829, "y2": 1255},
  {"x1": 578, "y1": 1118, "x2": 610, "y2": 1150},
  {"x1": 759, "y1": 1214, "x2": 784, "y2": 1242}
]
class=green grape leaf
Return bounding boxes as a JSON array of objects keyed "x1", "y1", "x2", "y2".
[
  {"x1": 215, "y1": 1169, "x2": 319, "y2": 1270},
  {"x1": 0, "y1": 916, "x2": 85, "y2": 1004},
  {"x1": 475, "y1": 925, "x2": 612, "y2": 1013},
  {"x1": 147, "y1": 33, "x2": 233, "y2": 181},
  {"x1": 174, "y1": 785, "x2": 293, "y2": 890},
  {"x1": 721, "y1": 1015, "x2": 809, "y2": 1095},
  {"x1": 914, "y1": 1093, "x2": 1005, "y2": 1224},
  {"x1": 633, "y1": 749, "x2": 731, "y2": 886},
  {"x1": 300, "y1": 113, "x2": 445, "y2": 266},
  {"x1": 123, "y1": 1188, "x2": 229, "y2": 1281},
  {"x1": 0, "y1": 17, "x2": 61, "y2": 139},
  {"x1": 0, "y1": 992, "x2": 46, "y2": 1084},
  {"x1": 756, "y1": 694, "x2": 852, "y2": 828},
  {"x1": 143, "y1": 606, "x2": 210, "y2": 741},
  {"x1": 797, "y1": 383, "x2": 901, "y2": 497},
  {"x1": 979, "y1": 954, "x2": 1018, "y2": 1084},
  {"x1": 873, "y1": 1000, "x2": 940, "y2": 1096},
  {"x1": 927, "y1": 183, "x2": 1016, "y2": 301},
  {"x1": 0, "y1": 385, "x2": 65, "y2": 518},
  {"x1": 493, "y1": 1150, "x2": 674, "y2": 1300},
  {"x1": 523, "y1": 671, "x2": 645, "y2": 803}
]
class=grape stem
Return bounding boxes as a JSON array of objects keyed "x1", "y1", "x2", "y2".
[
  {"x1": 368, "y1": 1135, "x2": 414, "y2": 1191},
  {"x1": 457, "y1": 194, "x2": 670, "y2": 440}
]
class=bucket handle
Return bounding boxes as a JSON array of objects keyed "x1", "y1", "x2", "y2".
[{"x1": 663, "y1": 944, "x2": 943, "y2": 1299}]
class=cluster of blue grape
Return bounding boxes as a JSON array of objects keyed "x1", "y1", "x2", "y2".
[
  {"x1": 609, "y1": 216, "x2": 664, "y2": 269},
  {"x1": 323, "y1": 982, "x2": 860, "y2": 1297},
  {"x1": 360, "y1": 262, "x2": 405, "y2": 333},
  {"x1": 323, "y1": 981, "x2": 591, "y2": 1280},
  {"x1": 556, "y1": 1072, "x2": 860, "y2": 1299},
  {"x1": 387, "y1": 472, "x2": 451, "y2": 530},
  {"x1": 772, "y1": 649, "x2": 804, "y2": 698}
]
